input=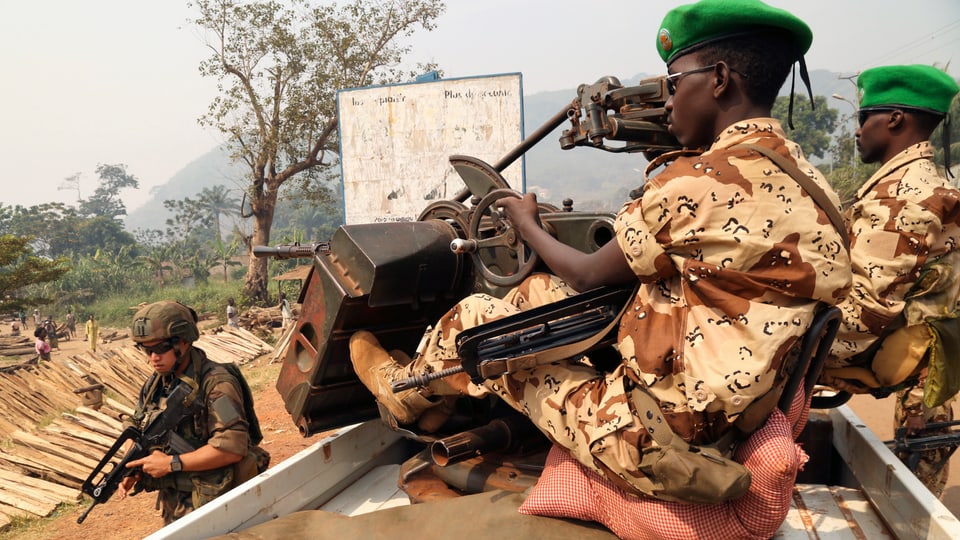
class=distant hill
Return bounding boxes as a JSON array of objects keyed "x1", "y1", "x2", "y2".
[
  {"x1": 123, "y1": 146, "x2": 247, "y2": 233},
  {"x1": 125, "y1": 69, "x2": 855, "y2": 230}
]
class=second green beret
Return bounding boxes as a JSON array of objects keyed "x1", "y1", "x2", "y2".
[{"x1": 858, "y1": 65, "x2": 959, "y2": 114}]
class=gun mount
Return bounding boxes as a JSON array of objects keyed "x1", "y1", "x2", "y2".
[{"x1": 255, "y1": 75, "x2": 678, "y2": 440}]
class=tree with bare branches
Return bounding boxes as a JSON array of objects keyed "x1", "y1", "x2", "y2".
[{"x1": 191, "y1": 0, "x2": 444, "y2": 301}]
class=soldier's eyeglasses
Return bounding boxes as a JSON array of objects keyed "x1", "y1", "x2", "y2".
[
  {"x1": 857, "y1": 108, "x2": 898, "y2": 127},
  {"x1": 665, "y1": 64, "x2": 748, "y2": 95},
  {"x1": 665, "y1": 64, "x2": 718, "y2": 95},
  {"x1": 136, "y1": 339, "x2": 177, "y2": 356}
]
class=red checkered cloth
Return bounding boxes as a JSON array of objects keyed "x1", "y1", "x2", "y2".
[{"x1": 519, "y1": 403, "x2": 807, "y2": 540}]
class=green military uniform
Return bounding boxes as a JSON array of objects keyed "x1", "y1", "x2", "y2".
[
  {"x1": 410, "y1": 117, "x2": 850, "y2": 498},
  {"x1": 132, "y1": 346, "x2": 251, "y2": 523},
  {"x1": 129, "y1": 301, "x2": 264, "y2": 524},
  {"x1": 822, "y1": 65, "x2": 960, "y2": 496}
]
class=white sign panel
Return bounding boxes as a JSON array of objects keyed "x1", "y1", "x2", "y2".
[{"x1": 337, "y1": 74, "x2": 524, "y2": 225}]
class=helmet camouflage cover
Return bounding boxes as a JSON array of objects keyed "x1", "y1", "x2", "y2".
[{"x1": 131, "y1": 301, "x2": 200, "y2": 344}]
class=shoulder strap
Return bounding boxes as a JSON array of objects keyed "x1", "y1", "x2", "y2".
[{"x1": 735, "y1": 143, "x2": 850, "y2": 250}]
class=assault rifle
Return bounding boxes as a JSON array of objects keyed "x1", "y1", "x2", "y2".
[
  {"x1": 77, "y1": 379, "x2": 199, "y2": 524},
  {"x1": 886, "y1": 420, "x2": 960, "y2": 473}
]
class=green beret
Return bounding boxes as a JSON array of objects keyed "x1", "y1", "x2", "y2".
[
  {"x1": 657, "y1": 0, "x2": 812, "y2": 65},
  {"x1": 858, "y1": 65, "x2": 959, "y2": 114}
]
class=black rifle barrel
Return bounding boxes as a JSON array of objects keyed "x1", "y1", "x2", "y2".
[
  {"x1": 430, "y1": 415, "x2": 531, "y2": 466},
  {"x1": 253, "y1": 242, "x2": 329, "y2": 260}
]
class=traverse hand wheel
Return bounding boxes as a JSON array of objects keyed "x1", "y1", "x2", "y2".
[{"x1": 466, "y1": 189, "x2": 539, "y2": 288}]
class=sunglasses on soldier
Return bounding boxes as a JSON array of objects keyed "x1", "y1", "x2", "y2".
[
  {"x1": 136, "y1": 339, "x2": 177, "y2": 356},
  {"x1": 857, "y1": 107, "x2": 900, "y2": 127},
  {"x1": 665, "y1": 62, "x2": 749, "y2": 95}
]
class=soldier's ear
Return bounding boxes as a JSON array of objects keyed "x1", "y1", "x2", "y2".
[{"x1": 886, "y1": 110, "x2": 904, "y2": 130}]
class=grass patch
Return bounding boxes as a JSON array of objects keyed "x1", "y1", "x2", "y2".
[
  {"x1": 85, "y1": 281, "x2": 248, "y2": 329},
  {"x1": 0, "y1": 501, "x2": 84, "y2": 540},
  {"x1": 243, "y1": 361, "x2": 283, "y2": 394}
]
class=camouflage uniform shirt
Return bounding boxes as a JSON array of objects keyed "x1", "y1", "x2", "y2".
[
  {"x1": 828, "y1": 141, "x2": 960, "y2": 362},
  {"x1": 614, "y1": 119, "x2": 850, "y2": 437}
]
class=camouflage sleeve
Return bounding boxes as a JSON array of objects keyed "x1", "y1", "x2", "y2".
[
  {"x1": 849, "y1": 165, "x2": 960, "y2": 319},
  {"x1": 613, "y1": 196, "x2": 673, "y2": 281},
  {"x1": 204, "y1": 377, "x2": 250, "y2": 456}
]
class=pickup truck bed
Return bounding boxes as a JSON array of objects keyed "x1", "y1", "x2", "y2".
[{"x1": 147, "y1": 406, "x2": 960, "y2": 540}]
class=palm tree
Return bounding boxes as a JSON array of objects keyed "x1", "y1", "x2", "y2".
[
  {"x1": 137, "y1": 246, "x2": 173, "y2": 287},
  {"x1": 197, "y1": 185, "x2": 241, "y2": 245}
]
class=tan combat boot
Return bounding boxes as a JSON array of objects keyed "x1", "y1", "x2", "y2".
[{"x1": 350, "y1": 331, "x2": 437, "y2": 425}]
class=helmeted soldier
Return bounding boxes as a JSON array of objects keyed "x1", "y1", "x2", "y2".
[{"x1": 118, "y1": 301, "x2": 269, "y2": 524}]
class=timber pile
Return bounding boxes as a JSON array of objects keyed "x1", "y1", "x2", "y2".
[
  {"x1": 236, "y1": 304, "x2": 299, "y2": 332},
  {"x1": 0, "y1": 327, "x2": 274, "y2": 530},
  {"x1": 0, "y1": 335, "x2": 34, "y2": 357},
  {"x1": 99, "y1": 328, "x2": 127, "y2": 343}
]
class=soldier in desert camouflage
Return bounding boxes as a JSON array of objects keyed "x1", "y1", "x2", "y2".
[
  {"x1": 821, "y1": 64, "x2": 960, "y2": 496},
  {"x1": 351, "y1": 0, "x2": 851, "y2": 503}
]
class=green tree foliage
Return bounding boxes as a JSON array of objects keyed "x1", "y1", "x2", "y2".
[
  {"x1": 0, "y1": 203, "x2": 136, "y2": 259},
  {"x1": 771, "y1": 95, "x2": 838, "y2": 159},
  {"x1": 197, "y1": 185, "x2": 241, "y2": 244},
  {"x1": 0, "y1": 203, "x2": 83, "y2": 258},
  {"x1": 191, "y1": 0, "x2": 444, "y2": 301},
  {"x1": 76, "y1": 216, "x2": 137, "y2": 258},
  {"x1": 0, "y1": 235, "x2": 71, "y2": 313},
  {"x1": 79, "y1": 163, "x2": 140, "y2": 219},
  {"x1": 932, "y1": 93, "x2": 960, "y2": 174}
]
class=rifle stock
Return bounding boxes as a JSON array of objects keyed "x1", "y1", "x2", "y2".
[{"x1": 78, "y1": 379, "x2": 198, "y2": 524}]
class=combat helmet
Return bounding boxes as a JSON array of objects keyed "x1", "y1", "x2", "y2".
[{"x1": 131, "y1": 301, "x2": 200, "y2": 344}]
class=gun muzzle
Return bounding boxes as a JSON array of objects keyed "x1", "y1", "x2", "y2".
[
  {"x1": 252, "y1": 243, "x2": 329, "y2": 259},
  {"x1": 430, "y1": 415, "x2": 530, "y2": 466}
]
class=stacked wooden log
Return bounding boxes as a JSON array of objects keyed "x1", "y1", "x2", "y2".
[
  {"x1": 0, "y1": 328, "x2": 273, "y2": 530},
  {"x1": 0, "y1": 335, "x2": 34, "y2": 358},
  {"x1": 236, "y1": 305, "x2": 299, "y2": 331}
]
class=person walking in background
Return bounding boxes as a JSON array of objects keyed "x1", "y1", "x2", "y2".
[
  {"x1": 226, "y1": 297, "x2": 240, "y2": 328},
  {"x1": 85, "y1": 314, "x2": 100, "y2": 352},
  {"x1": 18, "y1": 309, "x2": 27, "y2": 330},
  {"x1": 34, "y1": 327, "x2": 51, "y2": 361},
  {"x1": 44, "y1": 318, "x2": 59, "y2": 349},
  {"x1": 279, "y1": 293, "x2": 292, "y2": 330},
  {"x1": 33, "y1": 309, "x2": 40, "y2": 328},
  {"x1": 65, "y1": 308, "x2": 77, "y2": 339}
]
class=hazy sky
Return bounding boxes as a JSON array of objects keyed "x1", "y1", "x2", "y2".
[{"x1": 2, "y1": 0, "x2": 958, "y2": 213}]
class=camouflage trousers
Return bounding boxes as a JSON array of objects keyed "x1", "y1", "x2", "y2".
[
  {"x1": 893, "y1": 385, "x2": 955, "y2": 497},
  {"x1": 158, "y1": 487, "x2": 194, "y2": 525},
  {"x1": 417, "y1": 273, "x2": 656, "y2": 494}
]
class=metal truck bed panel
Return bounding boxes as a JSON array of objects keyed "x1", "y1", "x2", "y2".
[{"x1": 147, "y1": 407, "x2": 960, "y2": 540}]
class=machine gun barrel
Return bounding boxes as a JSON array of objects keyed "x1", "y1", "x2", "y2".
[
  {"x1": 253, "y1": 242, "x2": 330, "y2": 260},
  {"x1": 430, "y1": 415, "x2": 534, "y2": 466}
]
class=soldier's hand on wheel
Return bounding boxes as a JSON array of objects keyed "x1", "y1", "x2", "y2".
[{"x1": 497, "y1": 192, "x2": 540, "y2": 231}]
